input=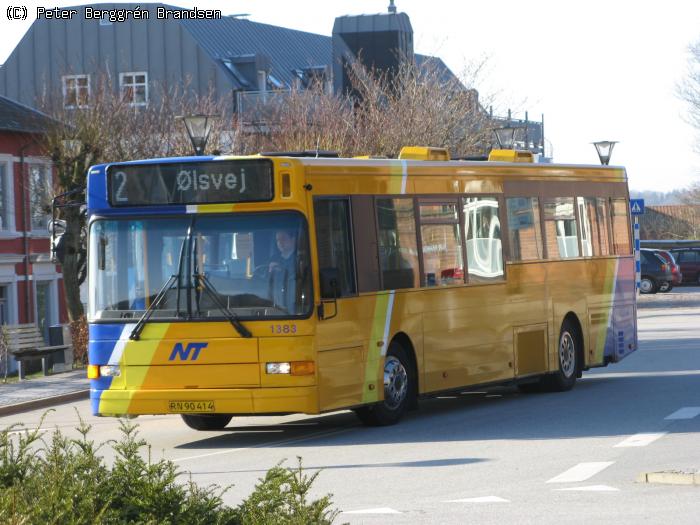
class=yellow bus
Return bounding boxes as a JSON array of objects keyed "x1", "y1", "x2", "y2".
[{"x1": 87, "y1": 146, "x2": 637, "y2": 429}]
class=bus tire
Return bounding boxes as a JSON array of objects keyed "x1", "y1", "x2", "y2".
[
  {"x1": 181, "y1": 414, "x2": 232, "y2": 431},
  {"x1": 354, "y1": 343, "x2": 413, "y2": 426},
  {"x1": 542, "y1": 318, "x2": 581, "y2": 392}
]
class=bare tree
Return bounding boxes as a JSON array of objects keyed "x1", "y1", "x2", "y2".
[
  {"x1": 679, "y1": 39, "x2": 700, "y2": 154},
  {"x1": 235, "y1": 57, "x2": 494, "y2": 158},
  {"x1": 41, "y1": 74, "x2": 229, "y2": 321}
]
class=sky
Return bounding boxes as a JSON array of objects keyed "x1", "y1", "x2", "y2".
[{"x1": 1, "y1": 0, "x2": 699, "y2": 192}]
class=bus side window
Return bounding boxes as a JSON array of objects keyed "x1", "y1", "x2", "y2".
[
  {"x1": 376, "y1": 198, "x2": 420, "y2": 290},
  {"x1": 595, "y1": 198, "x2": 612, "y2": 256},
  {"x1": 543, "y1": 197, "x2": 579, "y2": 259},
  {"x1": 463, "y1": 197, "x2": 504, "y2": 282},
  {"x1": 313, "y1": 198, "x2": 357, "y2": 297},
  {"x1": 611, "y1": 198, "x2": 632, "y2": 255},
  {"x1": 506, "y1": 197, "x2": 543, "y2": 261}
]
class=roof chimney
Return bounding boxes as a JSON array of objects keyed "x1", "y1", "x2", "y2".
[{"x1": 332, "y1": 8, "x2": 413, "y2": 95}]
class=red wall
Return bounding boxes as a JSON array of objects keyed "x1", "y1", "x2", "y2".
[{"x1": 0, "y1": 129, "x2": 67, "y2": 324}]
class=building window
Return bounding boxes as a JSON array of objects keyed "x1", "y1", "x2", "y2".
[
  {"x1": 0, "y1": 285, "x2": 7, "y2": 324},
  {"x1": 28, "y1": 164, "x2": 52, "y2": 232},
  {"x1": 0, "y1": 160, "x2": 12, "y2": 231},
  {"x1": 120, "y1": 72, "x2": 148, "y2": 106},
  {"x1": 62, "y1": 75, "x2": 90, "y2": 108}
]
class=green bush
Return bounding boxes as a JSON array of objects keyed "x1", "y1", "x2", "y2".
[{"x1": 0, "y1": 414, "x2": 339, "y2": 525}]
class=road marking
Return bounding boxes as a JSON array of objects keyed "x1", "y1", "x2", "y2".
[
  {"x1": 546, "y1": 462, "x2": 614, "y2": 483},
  {"x1": 614, "y1": 432, "x2": 667, "y2": 448},
  {"x1": 7, "y1": 428, "x2": 50, "y2": 435},
  {"x1": 665, "y1": 407, "x2": 700, "y2": 420},
  {"x1": 173, "y1": 427, "x2": 352, "y2": 463},
  {"x1": 553, "y1": 485, "x2": 619, "y2": 492},
  {"x1": 445, "y1": 496, "x2": 510, "y2": 503},
  {"x1": 344, "y1": 507, "x2": 402, "y2": 514}
]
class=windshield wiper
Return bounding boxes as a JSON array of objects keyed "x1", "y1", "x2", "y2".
[
  {"x1": 130, "y1": 222, "x2": 192, "y2": 341},
  {"x1": 129, "y1": 274, "x2": 177, "y2": 341},
  {"x1": 194, "y1": 272, "x2": 252, "y2": 338}
]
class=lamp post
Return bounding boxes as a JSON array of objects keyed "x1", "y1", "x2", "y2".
[
  {"x1": 494, "y1": 127, "x2": 516, "y2": 150},
  {"x1": 592, "y1": 140, "x2": 617, "y2": 166},
  {"x1": 179, "y1": 115, "x2": 217, "y2": 156}
]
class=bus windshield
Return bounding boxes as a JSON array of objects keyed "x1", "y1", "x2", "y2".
[{"x1": 88, "y1": 212, "x2": 312, "y2": 321}]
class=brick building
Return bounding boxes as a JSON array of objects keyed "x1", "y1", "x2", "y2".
[{"x1": 0, "y1": 95, "x2": 67, "y2": 372}]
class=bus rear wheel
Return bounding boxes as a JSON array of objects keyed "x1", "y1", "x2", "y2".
[
  {"x1": 181, "y1": 414, "x2": 232, "y2": 431},
  {"x1": 542, "y1": 318, "x2": 581, "y2": 392},
  {"x1": 354, "y1": 343, "x2": 413, "y2": 426}
]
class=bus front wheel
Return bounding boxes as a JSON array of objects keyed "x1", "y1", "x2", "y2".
[
  {"x1": 181, "y1": 414, "x2": 233, "y2": 431},
  {"x1": 354, "y1": 343, "x2": 413, "y2": 426}
]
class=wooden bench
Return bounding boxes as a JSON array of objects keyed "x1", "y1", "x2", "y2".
[{"x1": 4, "y1": 324, "x2": 69, "y2": 380}]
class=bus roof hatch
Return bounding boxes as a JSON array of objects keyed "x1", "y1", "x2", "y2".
[
  {"x1": 398, "y1": 146, "x2": 450, "y2": 161},
  {"x1": 488, "y1": 149, "x2": 535, "y2": 163}
]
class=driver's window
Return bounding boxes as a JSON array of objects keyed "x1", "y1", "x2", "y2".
[{"x1": 314, "y1": 198, "x2": 357, "y2": 297}]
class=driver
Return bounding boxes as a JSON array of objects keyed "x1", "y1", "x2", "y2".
[{"x1": 268, "y1": 230, "x2": 297, "y2": 312}]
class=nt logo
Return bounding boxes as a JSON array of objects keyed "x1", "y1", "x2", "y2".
[{"x1": 168, "y1": 342, "x2": 208, "y2": 361}]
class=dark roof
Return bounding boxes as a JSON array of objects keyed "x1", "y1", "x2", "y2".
[
  {"x1": 179, "y1": 13, "x2": 457, "y2": 90},
  {"x1": 181, "y1": 17, "x2": 333, "y2": 90},
  {"x1": 0, "y1": 95, "x2": 54, "y2": 133}
]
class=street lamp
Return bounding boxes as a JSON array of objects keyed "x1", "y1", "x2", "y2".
[
  {"x1": 179, "y1": 115, "x2": 217, "y2": 156},
  {"x1": 494, "y1": 127, "x2": 516, "y2": 150},
  {"x1": 592, "y1": 140, "x2": 618, "y2": 166}
]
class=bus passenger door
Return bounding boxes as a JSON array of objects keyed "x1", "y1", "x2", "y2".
[{"x1": 313, "y1": 198, "x2": 370, "y2": 411}]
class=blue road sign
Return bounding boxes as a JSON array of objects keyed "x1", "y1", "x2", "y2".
[{"x1": 630, "y1": 199, "x2": 645, "y2": 215}]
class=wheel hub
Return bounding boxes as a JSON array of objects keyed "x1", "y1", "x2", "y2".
[
  {"x1": 383, "y1": 356, "x2": 408, "y2": 410},
  {"x1": 559, "y1": 331, "x2": 576, "y2": 378}
]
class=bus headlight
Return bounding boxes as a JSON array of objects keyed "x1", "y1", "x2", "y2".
[
  {"x1": 99, "y1": 365, "x2": 121, "y2": 377},
  {"x1": 266, "y1": 362, "x2": 315, "y2": 376},
  {"x1": 266, "y1": 362, "x2": 292, "y2": 374}
]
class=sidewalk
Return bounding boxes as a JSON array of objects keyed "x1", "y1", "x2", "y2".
[{"x1": 0, "y1": 369, "x2": 89, "y2": 417}]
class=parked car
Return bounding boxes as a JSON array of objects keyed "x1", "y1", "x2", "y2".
[
  {"x1": 670, "y1": 248, "x2": 700, "y2": 284},
  {"x1": 640, "y1": 249, "x2": 673, "y2": 294},
  {"x1": 653, "y1": 250, "x2": 682, "y2": 292}
]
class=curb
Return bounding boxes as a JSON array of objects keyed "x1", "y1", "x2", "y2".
[
  {"x1": 0, "y1": 389, "x2": 90, "y2": 417},
  {"x1": 638, "y1": 470, "x2": 700, "y2": 486}
]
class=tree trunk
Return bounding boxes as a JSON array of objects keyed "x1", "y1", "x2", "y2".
[{"x1": 60, "y1": 207, "x2": 85, "y2": 322}]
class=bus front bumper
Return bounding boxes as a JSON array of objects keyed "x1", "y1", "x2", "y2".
[{"x1": 91, "y1": 386, "x2": 319, "y2": 417}]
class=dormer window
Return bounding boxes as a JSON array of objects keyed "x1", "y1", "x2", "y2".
[
  {"x1": 267, "y1": 74, "x2": 283, "y2": 90},
  {"x1": 221, "y1": 59, "x2": 251, "y2": 88},
  {"x1": 292, "y1": 66, "x2": 329, "y2": 90}
]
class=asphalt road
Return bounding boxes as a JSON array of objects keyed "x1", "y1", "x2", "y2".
[{"x1": 3, "y1": 289, "x2": 700, "y2": 524}]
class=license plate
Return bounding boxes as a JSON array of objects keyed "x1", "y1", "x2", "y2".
[{"x1": 167, "y1": 400, "x2": 215, "y2": 413}]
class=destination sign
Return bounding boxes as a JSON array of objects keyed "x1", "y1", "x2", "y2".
[{"x1": 107, "y1": 159, "x2": 273, "y2": 206}]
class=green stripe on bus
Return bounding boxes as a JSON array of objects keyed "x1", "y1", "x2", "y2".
[{"x1": 362, "y1": 293, "x2": 392, "y2": 403}]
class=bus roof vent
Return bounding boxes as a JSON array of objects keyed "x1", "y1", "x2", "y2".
[
  {"x1": 398, "y1": 146, "x2": 450, "y2": 161},
  {"x1": 487, "y1": 149, "x2": 534, "y2": 163}
]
